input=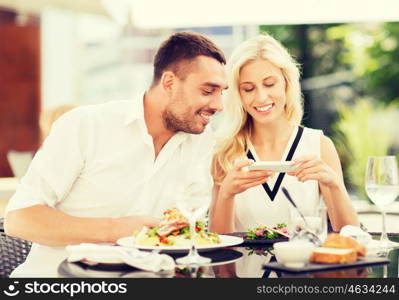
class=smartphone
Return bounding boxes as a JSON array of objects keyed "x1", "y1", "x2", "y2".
[{"x1": 247, "y1": 161, "x2": 296, "y2": 173}]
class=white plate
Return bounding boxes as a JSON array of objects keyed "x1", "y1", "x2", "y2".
[{"x1": 116, "y1": 235, "x2": 243, "y2": 253}]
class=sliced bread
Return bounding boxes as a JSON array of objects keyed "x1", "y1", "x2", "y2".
[{"x1": 310, "y1": 247, "x2": 357, "y2": 264}]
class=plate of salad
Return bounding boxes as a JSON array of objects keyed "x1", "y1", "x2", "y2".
[
  {"x1": 228, "y1": 224, "x2": 290, "y2": 245},
  {"x1": 117, "y1": 208, "x2": 243, "y2": 253}
]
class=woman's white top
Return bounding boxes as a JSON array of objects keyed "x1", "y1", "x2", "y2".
[{"x1": 234, "y1": 126, "x2": 324, "y2": 232}]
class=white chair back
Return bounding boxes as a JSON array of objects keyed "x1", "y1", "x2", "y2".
[{"x1": 6, "y1": 150, "x2": 33, "y2": 179}]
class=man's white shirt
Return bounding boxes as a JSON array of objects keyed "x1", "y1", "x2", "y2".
[{"x1": 5, "y1": 93, "x2": 215, "y2": 277}]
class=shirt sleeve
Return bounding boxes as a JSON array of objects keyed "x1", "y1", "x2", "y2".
[{"x1": 5, "y1": 109, "x2": 88, "y2": 214}]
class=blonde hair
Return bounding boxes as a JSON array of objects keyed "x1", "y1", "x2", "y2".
[{"x1": 212, "y1": 34, "x2": 303, "y2": 184}]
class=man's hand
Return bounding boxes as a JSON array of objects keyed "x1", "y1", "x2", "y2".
[{"x1": 109, "y1": 216, "x2": 161, "y2": 242}]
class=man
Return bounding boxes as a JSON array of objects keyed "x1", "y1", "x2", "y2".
[{"x1": 4, "y1": 32, "x2": 228, "y2": 277}]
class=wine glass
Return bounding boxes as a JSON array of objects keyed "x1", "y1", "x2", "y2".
[
  {"x1": 175, "y1": 180, "x2": 212, "y2": 265},
  {"x1": 365, "y1": 156, "x2": 399, "y2": 254}
]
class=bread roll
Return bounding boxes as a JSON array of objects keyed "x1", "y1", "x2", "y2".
[
  {"x1": 310, "y1": 247, "x2": 357, "y2": 264},
  {"x1": 322, "y1": 233, "x2": 366, "y2": 257}
]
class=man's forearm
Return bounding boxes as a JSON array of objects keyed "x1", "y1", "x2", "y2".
[
  {"x1": 4, "y1": 205, "x2": 159, "y2": 246},
  {"x1": 4, "y1": 205, "x2": 116, "y2": 246}
]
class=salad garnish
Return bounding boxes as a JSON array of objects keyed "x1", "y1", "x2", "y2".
[{"x1": 244, "y1": 223, "x2": 289, "y2": 240}]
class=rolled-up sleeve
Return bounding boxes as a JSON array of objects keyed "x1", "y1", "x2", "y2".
[{"x1": 5, "y1": 109, "x2": 87, "y2": 214}]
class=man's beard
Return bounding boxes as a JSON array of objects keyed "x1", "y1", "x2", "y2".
[{"x1": 162, "y1": 106, "x2": 203, "y2": 134}]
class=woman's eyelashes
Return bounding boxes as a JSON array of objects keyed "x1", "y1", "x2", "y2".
[
  {"x1": 240, "y1": 82, "x2": 275, "y2": 93},
  {"x1": 264, "y1": 82, "x2": 275, "y2": 87},
  {"x1": 264, "y1": 78, "x2": 276, "y2": 87}
]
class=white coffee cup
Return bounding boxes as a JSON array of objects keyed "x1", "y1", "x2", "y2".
[{"x1": 273, "y1": 241, "x2": 315, "y2": 268}]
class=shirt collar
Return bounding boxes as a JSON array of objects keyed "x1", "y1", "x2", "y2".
[
  {"x1": 124, "y1": 91, "x2": 146, "y2": 126},
  {"x1": 124, "y1": 91, "x2": 191, "y2": 143}
]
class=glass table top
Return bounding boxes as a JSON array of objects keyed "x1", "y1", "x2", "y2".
[{"x1": 58, "y1": 235, "x2": 399, "y2": 278}]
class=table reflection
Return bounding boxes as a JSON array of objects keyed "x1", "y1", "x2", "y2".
[
  {"x1": 58, "y1": 236, "x2": 399, "y2": 278},
  {"x1": 58, "y1": 248, "x2": 243, "y2": 278}
]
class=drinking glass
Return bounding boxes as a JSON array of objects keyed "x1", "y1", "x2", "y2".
[
  {"x1": 365, "y1": 156, "x2": 399, "y2": 254},
  {"x1": 290, "y1": 205, "x2": 328, "y2": 243},
  {"x1": 175, "y1": 180, "x2": 212, "y2": 265}
]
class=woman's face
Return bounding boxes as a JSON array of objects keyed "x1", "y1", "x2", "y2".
[{"x1": 238, "y1": 58, "x2": 287, "y2": 125}]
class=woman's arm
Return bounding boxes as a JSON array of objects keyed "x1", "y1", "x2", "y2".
[
  {"x1": 209, "y1": 160, "x2": 273, "y2": 234},
  {"x1": 319, "y1": 135, "x2": 359, "y2": 231},
  {"x1": 209, "y1": 184, "x2": 236, "y2": 234},
  {"x1": 290, "y1": 135, "x2": 359, "y2": 231}
]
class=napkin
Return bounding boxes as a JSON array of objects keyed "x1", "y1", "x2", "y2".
[
  {"x1": 339, "y1": 225, "x2": 373, "y2": 247},
  {"x1": 66, "y1": 243, "x2": 175, "y2": 272}
]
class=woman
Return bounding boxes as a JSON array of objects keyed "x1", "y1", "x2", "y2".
[{"x1": 209, "y1": 34, "x2": 359, "y2": 234}]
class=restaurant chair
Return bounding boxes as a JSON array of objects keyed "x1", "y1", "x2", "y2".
[
  {"x1": 0, "y1": 218, "x2": 31, "y2": 278},
  {"x1": 7, "y1": 150, "x2": 33, "y2": 179}
]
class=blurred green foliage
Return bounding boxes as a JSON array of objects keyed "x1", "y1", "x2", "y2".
[
  {"x1": 327, "y1": 22, "x2": 399, "y2": 103},
  {"x1": 332, "y1": 99, "x2": 398, "y2": 199},
  {"x1": 259, "y1": 24, "x2": 350, "y2": 79},
  {"x1": 260, "y1": 22, "x2": 399, "y2": 103}
]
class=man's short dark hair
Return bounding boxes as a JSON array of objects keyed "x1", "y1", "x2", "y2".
[{"x1": 152, "y1": 32, "x2": 226, "y2": 86}]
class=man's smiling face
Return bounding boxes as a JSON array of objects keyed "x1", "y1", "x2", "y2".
[{"x1": 163, "y1": 56, "x2": 228, "y2": 134}]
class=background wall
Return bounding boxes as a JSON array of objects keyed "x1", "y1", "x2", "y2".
[{"x1": 0, "y1": 9, "x2": 40, "y2": 176}]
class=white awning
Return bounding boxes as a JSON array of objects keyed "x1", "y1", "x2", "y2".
[
  {"x1": 115, "y1": 0, "x2": 399, "y2": 28},
  {"x1": 1, "y1": 0, "x2": 398, "y2": 28}
]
